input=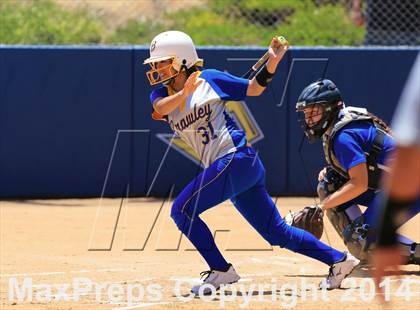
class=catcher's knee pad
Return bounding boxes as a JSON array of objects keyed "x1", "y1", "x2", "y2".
[
  {"x1": 342, "y1": 216, "x2": 372, "y2": 261},
  {"x1": 399, "y1": 241, "x2": 420, "y2": 265},
  {"x1": 325, "y1": 204, "x2": 362, "y2": 239},
  {"x1": 341, "y1": 219, "x2": 420, "y2": 265},
  {"x1": 326, "y1": 204, "x2": 367, "y2": 260}
]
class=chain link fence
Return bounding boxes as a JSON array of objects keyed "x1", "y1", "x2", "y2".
[
  {"x1": 1, "y1": 0, "x2": 419, "y2": 45},
  {"x1": 349, "y1": 0, "x2": 420, "y2": 45}
]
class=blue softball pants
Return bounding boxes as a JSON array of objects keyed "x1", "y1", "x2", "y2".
[{"x1": 170, "y1": 147, "x2": 345, "y2": 271}]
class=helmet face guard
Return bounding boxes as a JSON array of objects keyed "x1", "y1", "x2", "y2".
[
  {"x1": 144, "y1": 56, "x2": 179, "y2": 86},
  {"x1": 296, "y1": 79, "x2": 343, "y2": 143},
  {"x1": 297, "y1": 102, "x2": 341, "y2": 143}
]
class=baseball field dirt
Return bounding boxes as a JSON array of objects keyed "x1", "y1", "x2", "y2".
[{"x1": 1, "y1": 197, "x2": 418, "y2": 309}]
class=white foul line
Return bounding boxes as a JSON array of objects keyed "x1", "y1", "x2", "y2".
[{"x1": 112, "y1": 302, "x2": 169, "y2": 310}]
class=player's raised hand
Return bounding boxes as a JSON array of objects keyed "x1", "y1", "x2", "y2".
[
  {"x1": 181, "y1": 71, "x2": 203, "y2": 98},
  {"x1": 267, "y1": 36, "x2": 289, "y2": 73}
]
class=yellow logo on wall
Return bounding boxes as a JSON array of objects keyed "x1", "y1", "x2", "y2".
[{"x1": 156, "y1": 101, "x2": 264, "y2": 165}]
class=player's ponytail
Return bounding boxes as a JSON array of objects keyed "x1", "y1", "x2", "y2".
[
  {"x1": 367, "y1": 112, "x2": 392, "y2": 135},
  {"x1": 179, "y1": 57, "x2": 200, "y2": 79},
  {"x1": 185, "y1": 65, "x2": 199, "y2": 77}
]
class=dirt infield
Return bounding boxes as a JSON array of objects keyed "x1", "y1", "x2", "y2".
[{"x1": 1, "y1": 197, "x2": 419, "y2": 309}]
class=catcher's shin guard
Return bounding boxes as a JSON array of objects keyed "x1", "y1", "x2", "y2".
[
  {"x1": 325, "y1": 204, "x2": 362, "y2": 239},
  {"x1": 407, "y1": 243, "x2": 420, "y2": 265},
  {"x1": 328, "y1": 209, "x2": 420, "y2": 264},
  {"x1": 398, "y1": 236, "x2": 420, "y2": 265},
  {"x1": 342, "y1": 215, "x2": 373, "y2": 261},
  {"x1": 318, "y1": 172, "x2": 368, "y2": 260},
  {"x1": 325, "y1": 205, "x2": 368, "y2": 261}
]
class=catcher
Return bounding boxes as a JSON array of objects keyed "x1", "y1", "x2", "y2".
[{"x1": 288, "y1": 79, "x2": 419, "y2": 264}]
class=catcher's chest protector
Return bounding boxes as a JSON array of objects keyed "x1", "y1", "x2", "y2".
[{"x1": 322, "y1": 106, "x2": 388, "y2": 190}]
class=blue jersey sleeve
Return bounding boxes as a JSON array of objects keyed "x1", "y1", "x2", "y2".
[
  {"x1": 200, "y1": 69, "x2": 249, "y2": 101},
  {"x1": 333, "y1": 129, "x2": 367, "y2": 171},
  {"x1": 149, "y1": 86, "x2": 168, "y2": 105},
  {"x1": 149, "y1": 86, "x2": 169, "y2": 121}
]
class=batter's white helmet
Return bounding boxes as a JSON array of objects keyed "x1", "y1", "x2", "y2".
[{"x1": 143, "y1": 30, "x2": 203, "y2": 85}]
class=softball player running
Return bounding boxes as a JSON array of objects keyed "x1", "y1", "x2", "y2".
[
  {"x1": 295, "y1": 79, "x2": 419, "y2": 264},
  {"x1": 143, "y1": 31, "x2": 359, "y2": 294}
]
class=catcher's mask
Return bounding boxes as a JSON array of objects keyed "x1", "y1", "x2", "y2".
[
  {"x1": 296, "y1": 79, "x2": 343, "y2": 143},
  {"x1": 144, "y1": 30, "x2": 203, "y2": 86}
]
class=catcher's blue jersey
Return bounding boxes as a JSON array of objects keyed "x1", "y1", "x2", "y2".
[{"x1": 332, "y1": 119, "x2": 395, "y2": 171}]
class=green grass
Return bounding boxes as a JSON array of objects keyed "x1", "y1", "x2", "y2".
[
  {"x1": 0, "y1": 0, "x2": 365, "y2": 46},
  {"x1": 0, "y1": 0, "x2": 104, "y2": 44}
]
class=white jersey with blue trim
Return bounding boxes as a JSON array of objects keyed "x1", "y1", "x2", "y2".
[{"x1": 150, "y1": 69, "x2": 250, "y2": 167}]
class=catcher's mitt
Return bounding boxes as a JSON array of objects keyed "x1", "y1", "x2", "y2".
[{"x1": 284, "y1": 205, "x2": 324, "y2": 239}]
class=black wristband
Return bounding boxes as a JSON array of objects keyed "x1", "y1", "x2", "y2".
[
  {"x1": 376, "y1": 195, "x2": 414, "y2": 247},
  {"x1": 255, "y1": 65, "x2": 274, "y2": 87}
]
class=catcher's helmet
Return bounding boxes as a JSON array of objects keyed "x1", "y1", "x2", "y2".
[
  {"x1": 296, "y1": 79, "x2": 343, "y2": 142},
  {"x1": 143, "y1": 30, "x2": 203, "y2": 85}
]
